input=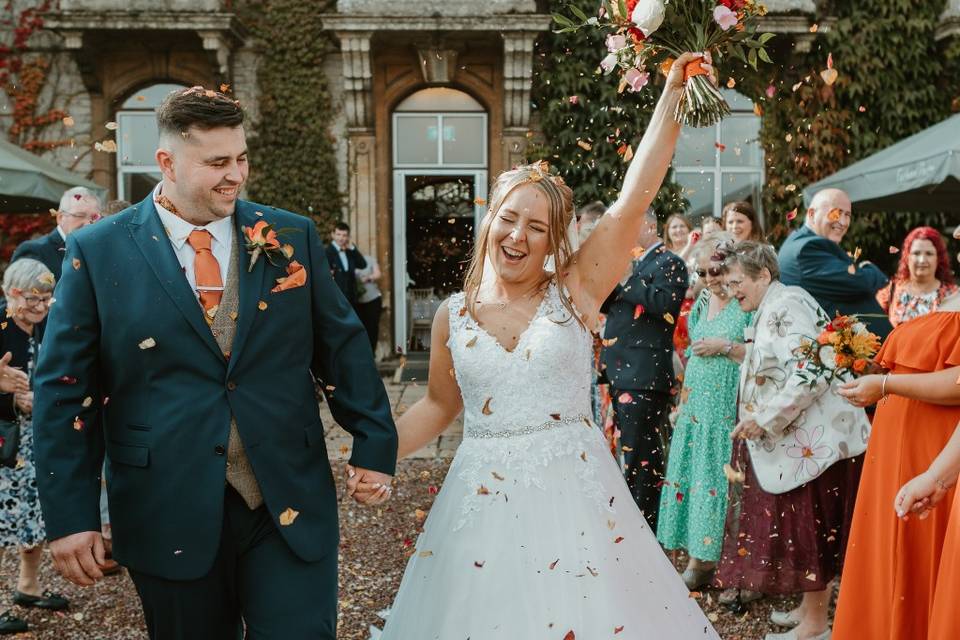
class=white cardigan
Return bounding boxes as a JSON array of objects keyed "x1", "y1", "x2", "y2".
[{"x1": 737, "y1": 281, "x2": 871, "y2": 494}]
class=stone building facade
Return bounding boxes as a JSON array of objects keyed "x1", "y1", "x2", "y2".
[{"x1": 2, "y1": 0, "x2": 959, "y2": 356}]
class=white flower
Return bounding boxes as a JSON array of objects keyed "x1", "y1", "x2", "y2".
[
  {"x1": 600, "y1": 53, "x2": 619, "y2": 74},
  {"x1": 713, "y1": 5, "x2": 738, "y2": 31},
  {"x1": 606, "y1": 34, "x2": 627, "y2": 53},
  {"x1": 852, "y1": 322, "x2": 866, "y2": 333},
  {"x1": 624, "y1": 68, "x2": 650, "y2": 92},
  {"x1": 631, "y1": 0, "x2": 666, "y2": 37},
  {"x1": 819, "y1": 345, "x2": 837, "y2": 370}
]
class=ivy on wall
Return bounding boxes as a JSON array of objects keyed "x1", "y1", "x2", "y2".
[
  {"x1": 534, "y1": 0, "x2": 960, "y2": 274},
  {"x1": 238, "y1": 0, "x2": 343, "y2": 234}
]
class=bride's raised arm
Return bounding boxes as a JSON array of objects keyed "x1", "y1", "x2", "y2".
[{"x1": 570, "y1": 51, "x2": 709, "y2": 316}]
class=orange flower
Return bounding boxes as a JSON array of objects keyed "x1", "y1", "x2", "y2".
[
  {"x1": 817, "y1": 332, "x2": 831, "y2": 345},
  {"x1": 853, "y1": 359, "x2": 868, "y2": 373},
  {"x1": 246, "y1": 220, "x2": 279, "y2": 249}
]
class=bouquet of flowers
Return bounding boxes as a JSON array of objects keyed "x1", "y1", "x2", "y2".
[
  {"x1": 554, "y1": 0, "x2": 774, "y2": 127},
  {"x1": 794, "y1": 313, "x2": 882, "y2": 387}
]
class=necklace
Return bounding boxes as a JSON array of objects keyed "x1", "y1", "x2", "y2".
[{"x1": 479, "y1": 283, "x2": 546, "y2": 311}]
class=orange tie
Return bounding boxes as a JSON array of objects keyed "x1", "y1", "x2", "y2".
[{"x1": 187, "y1": 230, "x2": 223, "y2": 317}]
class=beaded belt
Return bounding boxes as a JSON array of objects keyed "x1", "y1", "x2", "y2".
[{"x1": 464, "y1": 414, "x2": 592, "y2": 439}]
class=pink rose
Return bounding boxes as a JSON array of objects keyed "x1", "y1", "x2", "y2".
[
  {"x1": 606, "y1": 34, "x2": 627, "y2": 52},
  {"x1": 713, "y1": 5, "x2": 738, "y2": 31},
  {"x1": 624, "y1": 68, "x2": 650, "y2": 92},
  {"x1": 600, "y1": 53, "x2": 618, "y2": 74}
]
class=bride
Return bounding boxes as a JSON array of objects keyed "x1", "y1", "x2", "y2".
[{"x1": 373, "y1": 52, "x2": 720, "y2": 638}]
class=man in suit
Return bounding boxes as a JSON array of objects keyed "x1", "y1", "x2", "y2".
[
  {"x1": 325, "y1": 222, "x2": 367, "y2": 307},
  {"x1": 778, "y1": 187, "x2": 893, "y2": 341},
  {"x1": 12, "y1": 186, "x2": 102, "y2": 281},
  {"x1": 600, "y1": 208, "x2": 687, "y2": 531},
  {"x1": 32, "y1": 87, "x2": 397, "y2": 639}
]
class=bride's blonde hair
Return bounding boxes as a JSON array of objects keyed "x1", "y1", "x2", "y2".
[{"x1": 462, "y1": 161, "x2": 580, "y2": 323}]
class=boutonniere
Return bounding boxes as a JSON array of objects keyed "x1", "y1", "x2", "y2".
[{"x1": 242, "y1": 220, "x2": 296, "y2": 272}]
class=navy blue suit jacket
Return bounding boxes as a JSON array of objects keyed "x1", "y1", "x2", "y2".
[
  {"x1": 778, "y1": 226, "x2": 893, "y2": 341},
  {"x1": 325, "y1": 244, "x2": 366, "y2": 306},
  {"x1": 12, "y1": 228, "x2": 65, "y2": 281},
  {"x1": 600, "y1": 244, "x2": 688, "y2": 392},
  {"x1": 32, "y1": 197, "x2": 397, "y2": 580}
]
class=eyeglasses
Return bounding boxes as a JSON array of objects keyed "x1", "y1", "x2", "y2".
[
  {"x1": 22, "y1": 294, "x2": 53, "y2": 307},
  {"x1": 725, "y1": 278, "x2": 744, "y2": 290},
  {"x1": 697, "y1": 266, "x2": 725, "y2": 278},
  {"x1": 61, "y1": 211, "x2": 101, "y2": 223}
]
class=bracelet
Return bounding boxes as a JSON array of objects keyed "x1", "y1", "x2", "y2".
[
  {"x1": 935, "y1": 476, "x2": 950, "y2": 492},
  {"x1": 881, "y1": 373, "x2": 890, "y2": 399}
]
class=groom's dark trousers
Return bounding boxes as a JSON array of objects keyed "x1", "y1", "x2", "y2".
[{"x1": 32, "y1": 197, "x2": 397, "y2": 639}]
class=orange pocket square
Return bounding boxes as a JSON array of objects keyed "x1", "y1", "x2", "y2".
[{"x1": 271, "y1": 260, "x2": 307, "y2": 293}]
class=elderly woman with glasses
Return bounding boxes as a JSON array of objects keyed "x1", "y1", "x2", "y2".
[
  {"x1": 657, "y1": 232, "x2": 752, "y2": 589},
  {"x1": 714, "y1": 241, "x2": 869, "y2": 640},
  {"x1": 0, "y1": 259, "x2": 69, "y2": 634}
]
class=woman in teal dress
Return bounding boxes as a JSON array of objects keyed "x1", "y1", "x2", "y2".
[{"x1": 657, "y1": 232, "x2": 752, "y2": 589}]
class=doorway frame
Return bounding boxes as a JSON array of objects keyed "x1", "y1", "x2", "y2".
[{"x1": 392, "y1": 169, "x2": 488, "y2": 351}]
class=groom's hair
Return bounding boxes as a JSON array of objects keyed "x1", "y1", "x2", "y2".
[{"x1": 157, "y1": 86, "x2": 245, "y2": 143}]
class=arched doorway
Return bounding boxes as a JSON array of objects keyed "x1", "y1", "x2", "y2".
[
  {"x1": 115, "y1": 83, "x2": 187, "y2": 202},
  {"x1": 392, "y1": 88, "x2": 488, "y2": 352}
]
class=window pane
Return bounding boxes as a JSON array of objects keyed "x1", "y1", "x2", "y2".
[
  {"x1": 675, "y1": 171, "x2": 715, "y2": 221},
  {"x1": 396, "y1": 116, "x2": 439, "y2": 165},
  {"x1": 722, "y1": 89, "x2": 755, "y2": 112},
  {"x1": 441, "y1": 116, "x2": 484, "y2": 165},
  {"x1": 122, "y1": 171, "x2": 161, "y2": 203},
  {"x1": 674, "y1": 125, "x2": 715, "y2": 168},
  {"x1": 720, "y1": 116, "x2": 761, "y2": 168},
  {"x1": 117, "y1": 113, "x2": 162, "y2": 167},
  {"x1": 720, "y1": 172, "x2": 762, "y2": 212}
]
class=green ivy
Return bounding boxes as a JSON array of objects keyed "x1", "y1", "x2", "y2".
[
  {"x1": 237, "y1": 0, "x2": 343, "y2": 234},
  {"x1": 535, "y1": 0, "x2": 960, "y2": 274}
]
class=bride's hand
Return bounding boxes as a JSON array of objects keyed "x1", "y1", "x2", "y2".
[
  {"x1": 837, "y1": 375, "x2": 883, "y2": 407},
  {"x1": 665, "y1": 51, "x2": 715, "y2": 92}
]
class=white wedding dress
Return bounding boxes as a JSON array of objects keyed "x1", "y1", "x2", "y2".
[{"x1": 378, "y1": 283, "x2": 720, "y2": 639}]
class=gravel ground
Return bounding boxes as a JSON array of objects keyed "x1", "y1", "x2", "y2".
[{"x1": 0, "y1": 459, "x2": 809, "y2": 639}]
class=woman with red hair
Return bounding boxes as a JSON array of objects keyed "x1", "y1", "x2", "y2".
[{"x1": 876, "y1": 226, "x2": 957, "y2": 327}]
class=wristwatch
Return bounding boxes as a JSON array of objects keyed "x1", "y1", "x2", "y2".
[{"x1": 722, "y1": 340, "x2": 733, "y2": 356}]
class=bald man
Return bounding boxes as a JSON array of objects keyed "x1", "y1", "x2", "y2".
[{"x1": 778, "y1": 188, "x2": 892, "y2": 340}]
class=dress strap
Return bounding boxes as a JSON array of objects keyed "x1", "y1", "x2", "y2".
[{"x1": 446, "y1": 291, "x2": 470, "y2": 345}]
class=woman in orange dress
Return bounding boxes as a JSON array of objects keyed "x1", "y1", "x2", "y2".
[{"x1": 833, "y1": 304, "x2": 960, "y2": 640}]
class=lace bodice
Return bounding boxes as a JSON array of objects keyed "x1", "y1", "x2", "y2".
[{"x1": 447, "y1": 282, "x2": 593, "y2": 435}]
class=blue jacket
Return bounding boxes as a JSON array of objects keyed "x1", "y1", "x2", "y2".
[
  {"x1": 600, "y1": 244, "x2": 688, "y2": 392},
  {"x1": 12, "y1": 228, "x2": 65, "y2": 281},
  {"x1": 778, "y1": 225, "x2": 893, "y2": 341},
  {"x1": 32, "y1": 197, "x2": 397, "y2": 580}
]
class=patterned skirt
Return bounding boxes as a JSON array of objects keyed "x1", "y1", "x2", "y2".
[{"x1": 0, "y1": 418, "x2": 47, "y2": 548}]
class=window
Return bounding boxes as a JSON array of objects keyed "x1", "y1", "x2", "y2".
[
  {"x1": 673, "y1": 90, "x2": 764, "y2": 224},
  {"x1": 115, "y1": 83, "x2": 187, "y2": 202},
  {"x1": 393, "y1": 88, "x2": 486, "y2": 169}
]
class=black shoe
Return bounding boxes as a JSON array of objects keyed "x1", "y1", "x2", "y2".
[
  {"x1": 0, "y1": 612, "x2": 28, "y2": 634},
  {"x1": 13, "y1": 590, "x2": 69, "y2": 611}
]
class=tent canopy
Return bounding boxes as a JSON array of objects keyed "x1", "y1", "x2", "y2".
[
  {"x1": 803, "y1": 113, "x2": 960, "y2": 213},
  {"x1": 0, "y1": 137, "x2": 106, "y2": 213}
]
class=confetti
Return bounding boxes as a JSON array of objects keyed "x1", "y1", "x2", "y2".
[
  {"x1": 81, "y1": 397, "x2": 93, "y2": 408},
  {"x1": 492, "y1": 471, "x2": 505, "y2": 481},
  {"x1": 847, "y1": 264, "x2": 857, "y2": 275},
  {"x1": 258, "y1": 301, "x2": 268, "y2": 311},
  {"x1": 138, "y1": 337, "x2": 157, "y2": 350},
  {"x1": 786, "y1": 208, "x2": 798, "y2": 221},
  {"x1": 738, "y1": 547, "x2": 748, "y2": 557},
  {"x1": 726, "y1": 77, "x2": 736, "y2": 89},
  {"x1": 663, "y1": 312, "x2": 675, "y2": 324},
  {"x1": 549, "y1": 558, "x2": 560, "y2": 570},
  {"x1": 72, "y1": 258, "x2": 81, "y2": 270},
  {"x1": 278, "y1": 507, "x2": 299, "y2": 526},
  {"x1": 62, "y1": 116, "x2": 75, "y2": 127},
  {"x1": 617, "y1": 392, "x2": 633, "y2": 404},
  {"x1": 59, "y1": 376, "x2": 78, "y2": 384},
  {"x1": 889, "y1": 246, "x2": 900, "y2": 254},
  {"x1": 105, "y1": 121, "x2": 119, "y2": 130},
  {"x1": 477, "y1": 485, "x2": 491, "y2": 495},
  {"x1": 418, "y1": 550, "x2": 433, "y2": 558},
  {"x1": 564, "y1": 632, "x2": 576, "y2": 640},
  {"x1": 220, "y1": 83, "x2": 231, "y2": 92},
  {"x1": 714, "y1": 142, "x2": 726, "y2": 152},
  {"x1": 73, "y1": 417, "x2": 84, "y2": 431},
  {"x1": 785, "y1": 184, "x2": 797, "y2": 192},
  {"x1": 821, "y1": 52, "x2": 838, "y2": 85},
  {"x1": 765, "y1": 85, "x2": 776, "y2": 99},
  {"x1": 615, "y1": 626, "x2": 625, "y2": 634},
  {"x1": 858, "y1": 105, "x2": 867, "y2": 113},
  {"x1": 568, "y1": 95, "x2": 579, "y2": 105},
  {"x1": 614, "y1": 536, "x2": 624, "y2": 543},
  {"x1": 577, "y1": 140, "x2": 592, "y2": 151},
  {"x1": 474, "y1": 560, "x2": 485, "y2": 568},
  {"x1": 474, "y1": 197, "x2": 487, "y2": 206},
  {"x1": 466, "y1": 335, "x2": 478, "y2": 348},
  {"x1": 601, "y1": 337, "x2": 618, "y2": 347},
  {"x1": 809, "y1": 23, "x2": 819, "y2": 32},
  {"x1": 482, "y1": 397, "x2": 493, "y2": 415},
  {"x1": 633, "y1": 304, "x2": 645, "y2": 319}
]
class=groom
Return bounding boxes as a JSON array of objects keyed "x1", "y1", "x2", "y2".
[{"x1": 32, "y1": 87, "x2": 397, "y2": 638}]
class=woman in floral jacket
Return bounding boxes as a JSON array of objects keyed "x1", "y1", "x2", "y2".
[{"x1": 714, "y1": 241, "x2": 869, "y2": 640}]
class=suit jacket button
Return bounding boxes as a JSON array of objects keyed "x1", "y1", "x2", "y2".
[
  {"x1": 227, "y1": 381, "x2": 237, "y2": 391},
  {"x1": 214, "y1": 445, "x2": 226, "y2": 456}
]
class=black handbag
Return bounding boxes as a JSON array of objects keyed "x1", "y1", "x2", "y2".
[{"x1": 0, "y1": 416, "x2": 20, "y2": 469}]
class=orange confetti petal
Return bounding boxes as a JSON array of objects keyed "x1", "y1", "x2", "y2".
[
  {"x1": 72, "y1": 258, "x2": 81, "y2": 270},
  {"x1": 726, "y1": 77, "x2": 736, "y2": 89},
  {"x1": 847, "y1": 264, "x2": 857, "y2": 275},
  {"x1": 73, "y1": 417, "x2": 84, "y2": 431},
  {"x1": 663, "y1": 312, "x2": 675, "y2": 325},
  {"x1": 474, "y1": 197, "x2": 487, "y2": 206},
  {"x1": 715, "y1": 142, "x2": 727, "y2": 152},
  {"x1": 258, "y1": 300, "x2": 268, "y2": 311},
  {"x1": 279, "y1": 507, "x2": 300, "y2": 526},
  {"x1": 482, "y1": 397, "x2": 493, "y2": 415},
  {"x1": 633, "y1": 304, "x2": 644, "y2": 319},
  {"x1": 577, "y1": 140, "x2": 592, "y2": 151}
]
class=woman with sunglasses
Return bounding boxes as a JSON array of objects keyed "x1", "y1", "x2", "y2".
[
  {"x1": 657, "y1": 232, "x2": 752, "y2": 590},
  {"x1": 0, "y1": 259, "x2": 70, "y2": 634}
]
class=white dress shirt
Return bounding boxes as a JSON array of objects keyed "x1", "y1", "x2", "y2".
[
  {"x1": 153, "y1": 183, "x2": 234, "y2": 298},
  {"x1": 337, "y1": 246, "x2": 349, "y2": 271}
]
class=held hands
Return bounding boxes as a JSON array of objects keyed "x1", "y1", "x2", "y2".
[
  {"x1": 691, "y1": 338, "x2": 727, "y2": 357},
  {"x1": 731, "y1": 418, "x2": 764, "y2": 441},
  {"x1": 50, "y1": 531, "x2": 107, "y2": 587},
  {"x1": 14, "y1": 390, "x2": 33, "y2": 415},
  {"x1": 345, "y1": 464, "x2": 393, "y2": 506},
  {"x1": 0, "y1": 352, "x2": 29, "y2": 395},
  {"x1": 837, "y1": 375, "x2": 884, "y2": 407},
  {"x1": 665, "y1": 52, "x2": 715, "y2": 92},
  {"x1": 895, "y1": 471, "x2": 952, "y2": 521}
]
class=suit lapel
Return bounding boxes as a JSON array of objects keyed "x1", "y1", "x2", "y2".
[
  {"x1": 127, "y1": 198, "x2": 223, "y2": 359},
  {"x1": 227, "y1": 202, "x2": 269, "y2": 375}
]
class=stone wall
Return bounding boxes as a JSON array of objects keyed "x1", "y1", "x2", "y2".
[{"x1": 336, "y1": 0, "x2": 536, "y2": 16}]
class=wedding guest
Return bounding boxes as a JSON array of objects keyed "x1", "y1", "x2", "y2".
[
  {"x1": 664, "y1": 213, "x2": 695, "y2": 257},
  {"x1": 103, "y1": 199, "x2": 132, "y2": 217},
  {"x1": 876, "y1": 226, "x2": 957, "y2": 328},
  {"x1": 721, "y1": 201, "x2": 762, "y2": 242},
  {"x1": 12, "y1": 187, "x2": 101, "y2": 281},
  {"x1": 657, "y1": 232, "x2": 751, "y2": 590},
  {"x1": 600, "y1": 208, "x2": 687, "y2": 530},
  {"x1": 325, "y1": 222, "x2": 367, "y2": 306},
  {"x1": 577, "y1": 201, "x2": 606, "y2": 246},
  {"x1": 715, "y1": 241, "x2": 869, "y2": 640},
  {"x1": 701, "y1": 215, "x2": 722, "y2": 235},
  {"x1": 0, "y1": 259, "x2": 69, "y2": 635},
  {"x1": 354, "y1": 252, "x2": 383, "y2": 353},
  {"x1": 832, "y1": 296, "x2": 960, "y2": 640},
  {"x1": 778, "y1": 188, "x2": 892, "y2": 341}
]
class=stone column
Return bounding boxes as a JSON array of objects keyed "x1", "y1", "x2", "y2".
[{"x1": 502, "y1": 31, "x2": 538, "y2": 169}]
